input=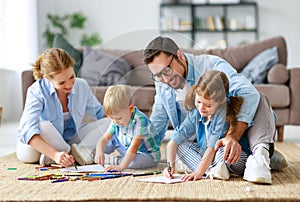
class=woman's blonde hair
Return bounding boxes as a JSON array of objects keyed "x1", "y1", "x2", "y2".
[
  {"x1": 184, "y1": 70, "x2": 243, "y2": 134},
  {"x1": 103, "y1": 85, "x2": 132, "y2": 116},
  {"x1": 32, "y1": 48, "x2": 75, "y2": 80}
]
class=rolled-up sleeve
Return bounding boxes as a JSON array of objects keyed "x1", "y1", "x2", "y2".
[
  {"x1": 214, "y1": 59, "x2": 259, "y2": 127},
  {"x1": 206, "y1": 108, "x2": 228, "y2": 148},
  {"x1": 17, "y1": 86, "x2": 43, "y2": 144}
]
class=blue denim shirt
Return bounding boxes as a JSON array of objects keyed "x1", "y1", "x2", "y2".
[
  {"x1": 170, "y1": 107, "x2": 250, "y2": 155},
  {"x1": 150, "y1": 53, "x2": 260, "y2": 141},
  {"x1": 18, "y1": 78, "x2": 105, "y2": 144}
]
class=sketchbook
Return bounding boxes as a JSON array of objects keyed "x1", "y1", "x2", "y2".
[
  {"x1": 136, "y1": 174, "x2": 185, "y2": 184},
  {"x1": 60, "y1": 164, "x2": 105, "y2": 173}
]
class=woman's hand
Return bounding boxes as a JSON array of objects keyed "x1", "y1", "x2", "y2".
[
  {"x1": 181, "y1": 172, "x2": 202, "y2": 181},
  {"x1": 54, "y1": 151, "x2": 75, "y2": 168}
]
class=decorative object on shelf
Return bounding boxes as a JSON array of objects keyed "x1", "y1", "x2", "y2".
[
  {"x1": 160, "y1": 2, "x2": 258, "y2": 47},
  {"x1": 42, "y1": 11, "x2": 102, "y2": 48}
]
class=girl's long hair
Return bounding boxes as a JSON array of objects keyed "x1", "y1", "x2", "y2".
[{"x1": 184, "y1": 70, "x2": 243, "y2": 134}]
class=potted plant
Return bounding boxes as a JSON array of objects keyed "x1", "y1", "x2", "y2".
[{"x1": 43, "y1": 11, "x2": 102, "y2": 48}]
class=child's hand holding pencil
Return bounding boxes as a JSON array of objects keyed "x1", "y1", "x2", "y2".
[{"x1": 163, "y1": 162, "x2": 174, "y2": 179}]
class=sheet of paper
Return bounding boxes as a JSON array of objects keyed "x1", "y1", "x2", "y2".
[
  {"x1": 136, "y1": 174, "x2": 185, "y2": 184},
  {"x1": 60, "y1": 164, "x2": 105, "y2": 173}
]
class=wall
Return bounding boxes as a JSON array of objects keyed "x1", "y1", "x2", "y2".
[
  {"x1": 37, "y1": 0, "x2": 300, "y2": 67},
  {"x1": 37, "y1": 0, "x2": 161, "y2": 51},
  {"x1": 256, "y1": 0, "x2": 299, "y2": 67}
]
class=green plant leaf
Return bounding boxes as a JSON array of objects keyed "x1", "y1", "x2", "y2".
[
  {"x1": 69, "y1": 12, "x2": 86, "y2": 29},
  {"x1": 80, "y1": 33, "x2": 102, "y2": 46},
  {"x1": 42, "y1": 11, "x2": 101, "y2": 48},
  {"x1": 42, "y1": 26, "x2": 56, "y2": 48},
  {"x1": 48, "y1": 14, "x2": 68, "y2": 35}
]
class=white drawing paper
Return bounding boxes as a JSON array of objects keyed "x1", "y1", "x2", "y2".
[
  {"x1": 60, "y1": 164, "x2": 105, "y2": 172},
  {"x1": 136, "y1": 174, "x2": 185, "y2": 184}
]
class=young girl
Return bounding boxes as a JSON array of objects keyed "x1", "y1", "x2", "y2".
[
  {"x1": 17, "y1": 48, "x2": 110, "y2": 167},
  {"x1": 94, "y1": 84, "x2": 161, "y2": 170},
  {"x1": 164, "y1": 70, "x2": 250, "y2": 181}
]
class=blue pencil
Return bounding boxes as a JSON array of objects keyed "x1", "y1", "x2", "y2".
[{"x1": 51, "y1": 177, "x2": 69, "y2": 183}]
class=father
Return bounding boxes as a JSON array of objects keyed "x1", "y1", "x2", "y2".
[{"x1": 143, "y1": 36, "x2": 287, "y2": 184}]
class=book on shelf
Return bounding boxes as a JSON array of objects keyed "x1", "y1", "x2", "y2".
[
  {"x1": 214, "y1": 15, "x2": 224, "y2": 31},
  {"x1": 160, "y1": 17, "x2": 192, "y2": 31}
]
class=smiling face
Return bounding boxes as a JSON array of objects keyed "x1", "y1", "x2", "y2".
[
  {"x1": 148, "y1": 52, "x2": 187, "y2": 90},
  {"x1": 48, "y1": 67, "x2": 76, "y2": 94}
]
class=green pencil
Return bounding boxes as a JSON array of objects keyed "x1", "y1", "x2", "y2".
[{"x1": 73, "y1": 162, "x2": 77, "y2": 170}]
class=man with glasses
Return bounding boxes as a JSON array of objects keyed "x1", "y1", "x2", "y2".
[{"x1": 143, "y1": 36, "x2": 287, "y2": 184}]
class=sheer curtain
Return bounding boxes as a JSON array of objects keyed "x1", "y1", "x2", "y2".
[{"x1": 0, "y1": 0, "x2": 38, "y2": 122}]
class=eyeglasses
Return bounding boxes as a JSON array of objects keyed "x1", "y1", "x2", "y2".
[{"x1": 151, "y1": 55, "x2": 174, "y2": 82}]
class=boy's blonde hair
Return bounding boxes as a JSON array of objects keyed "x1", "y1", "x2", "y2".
[{"x1": 103, "y1": 85, "x2": 132, "y2": 116}]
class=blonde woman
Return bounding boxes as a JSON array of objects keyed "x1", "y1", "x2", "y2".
[{"x1": 17, "y1": 48, "x2": 110, "y2": 167}]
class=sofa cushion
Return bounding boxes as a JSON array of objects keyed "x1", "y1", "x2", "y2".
[
  {"x1": 79, "y1": 48, "x2": 132, "y2": 86},
  {"x1": 240, "y1": 46, "x2": 278, "y2": 84},
  {"x1": 101, "y1": 49, "x2": 144, "y2": 68},
  {"x1": 267, "y1": 63, "x2": 289, "y2": 84},
  {"x1": 90, "y1": 86, "x2": 155, "y2": 116},
  {"x1": 254, "y1": 84, "x2": 290, "y2": 108},
  {"x1": 126, "y1": 65, "x2": 154, "y2": 86},
  {"x1": 52, "y1": 34, "x2": 82, "y2": 76}
]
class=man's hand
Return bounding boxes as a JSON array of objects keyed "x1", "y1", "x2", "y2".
[{"x1": 214, "y1": 135, "x2": 241, "y2": 164}]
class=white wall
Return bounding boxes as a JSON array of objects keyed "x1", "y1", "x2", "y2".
[
  {"x1": 37, "y1": 0, "x2": 161, "y2": 50},
  {"x1": 37, "y1": 0, "x2": 300, "y2": 67},
  {"x1": 256, "y1": 0, "x2": 299, "y2": 67}
]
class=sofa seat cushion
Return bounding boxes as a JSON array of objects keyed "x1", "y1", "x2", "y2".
[
  {"x1": 254, "y1": 84, "x2": 290, "y2": 108},
  {"x1": 273, "y1": 108, "x2": 289, "y2": 126}
]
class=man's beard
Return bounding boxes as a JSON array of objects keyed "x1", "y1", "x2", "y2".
[{"x1": 169, "y1": 74, "x2": 186, "y2": 90}]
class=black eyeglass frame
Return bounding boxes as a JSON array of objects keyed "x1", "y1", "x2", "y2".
[{"x1": 151, "y1": 55, "x2": 175, "y2": 82}]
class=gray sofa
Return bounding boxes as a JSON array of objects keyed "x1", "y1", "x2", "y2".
[{"x1": 21, "y1": 36, "x2": 300, "y2": 142}]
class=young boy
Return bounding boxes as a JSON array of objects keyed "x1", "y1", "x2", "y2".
[{"x1": 72, "y1": 85, "x2": 161, "y2": 170}]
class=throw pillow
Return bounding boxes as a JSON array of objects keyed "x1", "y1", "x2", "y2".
[
  {"x1": 79, "y1": 48, "x2": 132, "y2": 86},
  {"x1": 52, "y1": 34, "x2": 83, "y2": 76},
  {"x1": 267, "y1": 63, "x2": 289, "y2": 84},
  {"x1": 240, "y1": 46, "x2": 278, "y2": 84}
]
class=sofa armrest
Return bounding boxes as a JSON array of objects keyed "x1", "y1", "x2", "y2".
[
  {"x1": 21, "y1": 70, "x2": 34, "y2": 108},
  {"x1": 289, "y1": 68, "x2": 300, "y2": 124}
]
